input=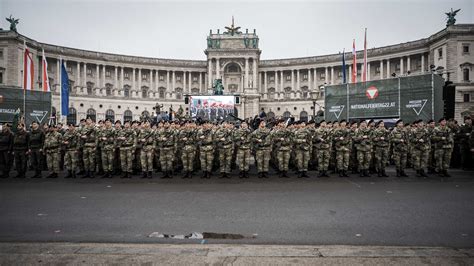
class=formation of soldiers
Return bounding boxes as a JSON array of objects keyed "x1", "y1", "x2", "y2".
[{"x1": 0, "y1": 115, "x2": 472, "y2": 180}]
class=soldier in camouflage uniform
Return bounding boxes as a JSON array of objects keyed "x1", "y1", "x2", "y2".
[
  {"x1": 43, "y1": 125, "x2": 62, "y2": 178},
  {"x1": 389, "y1": 119, "x2": 409, "y2": 177},
  {"x1": 332, "y1": 120, "x2": 351, "y2": 177},
  {"x1": 251, "y1": 120, "x2": 272, "y2": 178},
  {"x1": 271, "y1": 121, "x2": 293, "y2": 178},
  {"x1": 157, "y1": 122, "x2": 176, "y2": 178},
  {"x1": 432, "y1": 118, "x2": 454, "y2": 178},
  {"x1": 458, "y1": 116, "x2": 472, "y2": 170},
  {"x1": 354, "y1": 120, "x2": 373, "y2": 177},
  {"x1": 215, "y1": 122, "x2": 234, "y2": 178},
  {"x1": 411, "y1": 120, "x2": 430, "y2": 178},
  {"x1": 314, "y1": 120, "x2": 331, "y2": 177},
  {"x1": 294, "y1": 122, "x2": 312, "y2": 178},
  {"x1": 116, "y1": 120, "x2": 136, "y2": 178},
  {"x1": 95, "y1": 120, "x2": 105, "y2": 176},
  {"x1": 98, "y1": 119, "x2": 116, "y2": 178},
  {"x1": 62, "y1": 123, "x2": 79, "y2": 178},
  {"x1": 349, "y1": 121, "x2": 359, "y2": 174},
  {"x1": 233, "y1": 121, "x2": 252, "y2": 178},
  {"x1": 197, "y1": 122, "x2": 215, "y2": 178},
  {"x1": 138, "y1": 121, "x2": 155, "y2": 178},
  {"x1": 28, "y1": 121, "x2": 45, "y2": 178},
  {"x1": 372, "y1": 120, "x2": 390, "y2": 177},
  {"x1": 76, "y1": 119, "x2": 86, "y2": 175},
  {"x1": 80, "y1": 117, "x2": 97, "y2": 178},
  {"x1": 426, "y1": 119, "x2": 436, "y2": 173},
  {"x1": 179, "y1": 122, "x2": 197, "y2": 178}
]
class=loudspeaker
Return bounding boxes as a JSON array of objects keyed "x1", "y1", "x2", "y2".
[
  {"x1": 235, "y1": 96, "x2": 240, "y2": 104},
  {"x1": 184, "y1": 96, "x2": 189, "y2": 104}
]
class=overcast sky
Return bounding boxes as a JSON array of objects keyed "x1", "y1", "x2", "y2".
[{"x1": 1, "y1": 0, "x2": 472, "y2": 60}]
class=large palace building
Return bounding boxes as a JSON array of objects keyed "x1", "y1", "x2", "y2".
[{"x1": 0, "y1": 23, "x2": 473, "y2": 123}]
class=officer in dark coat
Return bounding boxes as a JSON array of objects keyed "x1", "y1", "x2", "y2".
[
  {"x1": 0, "y1": 123, "x2": 14, "y2": 178},
  {"x1": 29, "y1": 121, "x2": 45, "y2": 178},
  {"x1": 12, "y1": 123, "x2": 30, "y2": 178}
]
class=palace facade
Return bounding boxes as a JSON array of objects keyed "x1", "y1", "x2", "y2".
[{"x1": 0, "y1": 23, "x2": 473, "y2": 123}]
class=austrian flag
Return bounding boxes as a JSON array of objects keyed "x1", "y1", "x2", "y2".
[{"x1": 23, "y1": 45, "x2": 34, "y2": 90}]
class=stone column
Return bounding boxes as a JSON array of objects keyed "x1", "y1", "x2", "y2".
[
  {"x1": 208, "y1": 59, "x2": 212, "y2": 88},
  {"x1": 216, "y1": 58, "x2": 220, "y2": 79},
  {"x1": 245, "y1": 58, "x2": 249, "y2": 88},
  {"x1": 253, "y1": 58, "x2": 257, "y2": 88},
  {"x1": 313, "y1": 68, "x2": 317, "y2": 88},
  {"x1": 260, "y1": 72, "x2": 263, "y2": 92},
  {"x1": 367, "y1": 63, "x2": 371, "y2": 81},
  {"x1": 421, "y1": 54, "x2": 425, "y2": 72},
  {"x1": 380, "y1": 60, "x2": 383, "y2": 79},
  {"x1": 132, "y1": 68, "x2": 135, "y2": 91},
  {"x1": 183, "y1": 71, "x2": 187, "y2": 92},
  {"x1": 138, "y1": 68, "x2": 142, "y2": 91},
  {"x1": 264, "y1": 71, "x2": 268, "y2": 93},
  {"x1": 349, "y1": 65, "x2": 352, "y2": 83},
  {"x1": 400, "y1": 58, "x2": 404, "y2": 74},
  {"x1": 114, "y1": 66, "x2": 118, "y2": 90},
  {"x1": 76, "y1": 62, "x2": 80, "y2": 88},
  {"x1": 57, "y1": 58, "x2": 60, "y2": 90},
  {"x1": 96, "y1": 64, "x2": 99, "y2": 89},
  {"x1": 120, "y1": 67, "x2": 124, "y2": 90},
  {"x1": 199, "y1": 72, "x2": 202, "y2": 92},
  {"x1": 155, "y1": 69, "x2": 159, "y2": 91},
  {"x1": 172, "y1": 71, "x2": 175, "y2": 90},
  {"x1": 296, "y1": 70, "x2": 300, "y2": 90},
  {"x1": 274, "y1": 71, "x2": 278, "y2": 92},
  {"x1": 83, "y1": 63, "x2": 87, "y2": 87},
  {"x1": 150, "y1": 70, "x2": 153, "y2": 92},
  {"x1": 330, "y1": 67, "x2": 334, "y2": 84},
  {"x1": 189, "y1": 72, "x2": 192, "y2": 92},
  {"x1": 325, "y1": 67, "x2": 328, "y2": 84},
  {"x1": 102, "y1": 65, "x2": 106, "y2": 88},
  {"x1": 386, "y1": 59, "x2": 390, "y2": 78},
  {"x1": 280, "y1": 70, "x2": 283, "y2": 91},
  {"x1": 166, "y1": 70, "x2": 170, "y2": 89},
  {"x1": 308, "y1": 69, "x2": 312, "y2": 90},
  {"x1": 407, "y1": 56, "x2": 411, "y2": 72},
  {"x1": 291, "y1": 70, "x2": 295, "y2": 90}
]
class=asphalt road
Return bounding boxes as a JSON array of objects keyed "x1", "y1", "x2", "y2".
[{"x1": 0, "y1": 168, "x2": 473, "y2": 247}]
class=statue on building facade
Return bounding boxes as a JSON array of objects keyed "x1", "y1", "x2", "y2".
[
  {"x1": 213, "y1": 79, "x2": 224, "y2": 95},
  {"x1": 224, "y1": 16, "x2": 241, "y2": 36},
  {"x1": 6, "y1": 15, "x2": 19, "y2": 33},
  {"x1": 445, "y1": 8, "x2": 460, "y2": 27}
]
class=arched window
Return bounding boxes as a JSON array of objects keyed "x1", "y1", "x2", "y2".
[
  {"x1": 300, "y1": 111, "x2": 308, "y2": 122},
  {"x1": 283, "y1": 111, "x2": 291, "y2": 119},
  {"x1": 176, "y1": 88, "x2": 183, "y2": 100},
  {"x1": 141, "y1": 110, "x2": 150, "y2": 120},
  {"x1": 124, "y1": 85, "x2": 130, "y2": 98},
  {"x1": 123, "y1": 110, "x2": 133, "y2": 122},
  {"x1": 86, "y1": 108, "x2": 96, "y2": 122},
  {"x1": 67, "y1": 107, "x2": 77, "y2": 125},
  {"x1": 142, "y1": 87, "x2": 149, "y2": 98},
  {"x1": 226, "y1": 63, "x2": 241, "y2": 73},
  {"x1": 267, "y1": 111, "x2": 275, "y2": 119},
  {"x1": 301, "y1": 86, "x2": 309, "y2": 99},
  {"x1": 159, "y1": 87, "x2": 166, "y2": 99},
  {"x1": 105, "y1": 109, "x2": 115, "y2": 121}
]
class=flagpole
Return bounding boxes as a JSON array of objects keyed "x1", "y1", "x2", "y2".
[
  {"x1": 59, "y1": 57, "x2": 62, "y2": 124},
  {"x1": 23, "y1": 40, "x2": 26, "y2": 122}
]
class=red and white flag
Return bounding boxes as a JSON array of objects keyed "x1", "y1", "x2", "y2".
[
  {"x1": 42, "y1": 50, "x2": 50, "y2": 92},
  {"x1": 362, "y1": 28, "x2": 367, "y2": 82},
  {"x1": 23, "y1": 42, "x2": 34, "y2": 90},
  {"x1": 352, "y1": 39, "x2": 357, "y2": 83}
]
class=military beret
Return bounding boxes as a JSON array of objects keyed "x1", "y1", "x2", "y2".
[
  {"x1": 80, "y1": 119, "x2": 86, "y2": 122},
  {"x1": 350, "y1": 121, "x2": 358, "y2": 126},
  {"x1": 115, "y1": 120, "x2": 121, "y2": 125},
  {"x1": 376, "y1": 120, "x2": 384, "y2": 126},
  {"x1": 31, "y1": 121, "x2": 38, "y2": 125},
  {"x1": 360, "y1": 119, "x2": 367, "y2": 124},
  {"x1": 464, "y1": 116, "x2": 472, "y2": 121},
  {"x1": 396, "y1": 119, "x2": 403, "y2": 125},
  {"x1": 368, "y1": 119, "x2": 375, "y2": 124},
  {"x1": 438, "y1": 117, "x2": 446, "y2": 123},
  {"x1": 428, "y1": 119, "x2": 434, "y2": 123},
  {"x1": 340, "y1": 119, "x2": 346, "y2": 123},
  {"x1": 319, "y1": 119, "x2": 325, "y2": 123}
]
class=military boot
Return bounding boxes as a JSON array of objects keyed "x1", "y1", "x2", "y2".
[
  {"x1": 323, "y1": 170, "x2": 330, "y2": 177},
  {"x1": 343, "y1": 170, "x2": 349, "y2": 177},
  {"x1": 420, "y1": 169, "x2": 428, "y2": 178},
  {"x1": 148, "y1": 171, "x2": 153, "y2": 178},
  {"x1": 443, "y1": 170, "x2": 451, "y2": 178},
  {"x1": 360, "y1": 170, "x2": 365, "y2": 177},
  {"x1": 401, "y1": 170, "x2": 408, "y2": 177},
  {"x1": 142, "y1": 171, "x2": 148, "y2": 178},
  {"x1": 65, "y1": 171, "x2": 73, "y2": 178},
  {"x1": 382, "y1": 170, "x2": 389, "y2": 177},
  {"x1": 364, "y1": 170, "x2": 371, "y2": 177},
  {"x1": 201, "y1": 171, "x2": 207, "y2": 179},
  {"x1": 396, "y1": 169, "x2": 401, "y2": 177},
  {"x1": 121, "y1": 172, "x2": 128, "y2": 178},
  {"x1": 301, "y1": 171, "x2": 309, "y2": 178},
  {"x1": 32, "y1": 170, "x2": 42, "y2": 178},
  {"x1": 416, "y1": 170, "x2": 422, "y2": 178},
  {"x1": 282, "y1": 171, "x2": 288, "y2": 178}
]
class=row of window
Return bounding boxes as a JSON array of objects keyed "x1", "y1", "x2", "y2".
[{"x1": 64, "y1": 107, "x2": 149, "y2": 125}]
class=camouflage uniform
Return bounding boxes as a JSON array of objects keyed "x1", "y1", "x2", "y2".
[
  {"x1": 99, "y1": 127, "x2": 116, "y2": 177},
  {"x1": 432, "y1": 125, "x2": 454, "y2": 177},
  {"x1": 44, "y1": 130, "x2": 62, "y2": 177},
  {"x1": 81, "y1": 125, "x2": 97, "y2": 177},
  {"x1": 233, "y1": 127, "x2": 252, "y2": 177},
  {"x1": 251, "y1": 127, "x2": 272, "y2": 178},
  {"x1": 332, "y1": 127, "x2": 351, "y2": 177},
  {"x1": 354, "y1": 127, "x2": 373, "y2": 177},
  {"x1": 179, "y1": 127, "x2": 196, "y2": 177},
  {"x1": 294, "y1": 127, "x2": 312, "y2": 177},
  {"x1": 372, "y1": 127, "x2": 390, "y2": 177},
  {"x1": 411, "y1": 126, "x2": 431, "y2": 177},
  {"x1": 314, "y1": 127, "x2": 331, "y2": 177},
  {"x1": 215, "y1": 126, "x2": 234, "y2": 178},
  {"x1": 389, "y1": 127, "x2": 409, "y2": 177},
  {"x1": 62, "y1": 129, "x2": 79, "y2": 177},
  {"x1": 157, "y1": 127, "x2": 176, "y2": 178},
  {"x1": 271, "y1": 127, "x2": 293, "y2": 177},
  {"x1": 138, "y1": 127, "x2": 155, "y2": 178},
  {"x1": 197, "y1": 127, "x2": 215, "y2": 178},
  {"x1": 116, "y1": 127, "x2": 136, "y2": 177}
]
